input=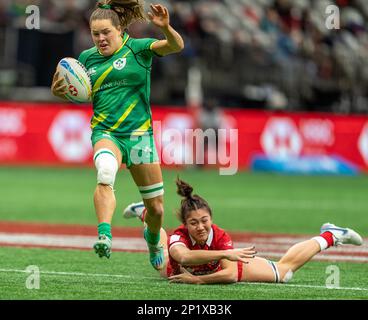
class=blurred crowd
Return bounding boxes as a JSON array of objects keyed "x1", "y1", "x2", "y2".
[{"x1": 1, "y1": 0, "x2": 368, "y2": 113}]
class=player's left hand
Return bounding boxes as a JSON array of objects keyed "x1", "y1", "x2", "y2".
[
  {"x1": 224, "y1": 246, "x2": 257, "y2": 263},
  {"x1": 168, "y1": 266, "x2": 202, "y2": 284},
  {"x1": 148, "y1": 4, "x2": 170, "y2": 29}
]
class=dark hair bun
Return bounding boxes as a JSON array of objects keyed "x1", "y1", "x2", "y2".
[{"x1": 176, "y1": 178, "x2": 193, "y2": 199}]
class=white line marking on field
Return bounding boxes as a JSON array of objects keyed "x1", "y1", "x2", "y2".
[
  {"x1": 256, "y1": 251, "x2": 368, "y2": 262},
  {"x1": 242, "y1": 282, "x2": 368, "y2": 292},
  {"x1": 0, "y1": 268, "x2": 157, "y2": 280},
  {"x1": 0, "y1": 232, "x2": 147, "y2": 251},
  {"x1": 235, "y1": 241, "x2": 368, "y2": 253},
  {"x1": 0, "y1": 268, "x2": 367, "y2": 292}
]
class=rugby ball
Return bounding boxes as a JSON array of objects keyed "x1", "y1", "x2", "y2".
[{"x1": 56, "y1": 57, "x2": 92, "y2": 103}]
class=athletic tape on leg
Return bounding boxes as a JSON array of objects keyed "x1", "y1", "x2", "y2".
[
  {"x1": 282, "y1": 269, "x2": 294, "y2": 283},
  {"x1": 94, "y1": 148, "x2": 118, "y2": 188},
  {"x1": 139, "y1": 182, "x2": 164, "y2": 199}
]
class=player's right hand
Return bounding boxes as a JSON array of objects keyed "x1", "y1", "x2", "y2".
[
  {"x1": 51, "y1": 71, "x2": 68, "y2": 99},
  {"x1": 224, "y1": 246, "x2": 257, "y2": 263}
]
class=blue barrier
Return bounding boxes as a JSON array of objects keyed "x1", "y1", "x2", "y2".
[{"x1": 251, "y1": 154, "x2": 359, "y2": 175}]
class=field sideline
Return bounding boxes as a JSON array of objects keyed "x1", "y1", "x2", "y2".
[{"x1": 0, "y1": 167, "x2": 367, "y2": 300}]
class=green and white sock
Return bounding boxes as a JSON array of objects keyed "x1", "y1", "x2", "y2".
[
  {"x1": 144, "y1": 227, "x2": 160, "y2": 246},
  {"x1": 98, "y1": 222, "x2": 112, "y2": 240}
]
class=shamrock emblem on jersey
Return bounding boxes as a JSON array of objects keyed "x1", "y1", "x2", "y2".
[{"x1": 113, "y1": 58, "x2": 127, "y2": 71}]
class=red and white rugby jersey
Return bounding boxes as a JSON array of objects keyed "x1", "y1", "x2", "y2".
[{"x1": 167, "y1": 224, "x2": 234, "y2": 276}]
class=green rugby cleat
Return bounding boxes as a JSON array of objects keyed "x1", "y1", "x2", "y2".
[{"x1": 93, "y1": 234, "x2": 112, "y2": 259}]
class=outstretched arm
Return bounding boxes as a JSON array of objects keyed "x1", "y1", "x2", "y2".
[
  {"x1": 169, "y1": 259, "x2": 239, "y2": 284},
  {"x1": 148, "y1": 4, "x2": 184, "y2": 56},
  {"x1": 169, "y1": 244, "x2": 256, "y2": 266}
]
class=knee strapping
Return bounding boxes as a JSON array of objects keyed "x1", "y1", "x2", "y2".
[
  {"x1": 94, "y1": 148, "x2": 118, "y2": 188},
  {"x1": 268, "y1": 261, "x2": 294, "y2": 283},
  {"x1": 139, "y1": 182, "x2": 164, "y2": 199},
  {"x1": 282, "y1": 269, "x2": 294, "y2": 283}
]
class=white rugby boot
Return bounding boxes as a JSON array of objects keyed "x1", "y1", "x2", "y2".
[
  {"x1": 320, "y1": 223, "x2": 363, "y2": 246},
  {"x1": 93, "y1": 234, "x2": 112, "y2": 259},
  {"x1": 123, "y1": 202, "x2": 146, "y2": 221}
]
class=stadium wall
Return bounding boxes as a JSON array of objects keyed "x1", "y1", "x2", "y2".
[{"x1": 0, "y1": 101, "x2": 368, "y2": 173}]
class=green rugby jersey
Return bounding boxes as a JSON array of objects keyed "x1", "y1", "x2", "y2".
[{"x1": 78, "y1": 33, "x2": 159, "y2": 137}]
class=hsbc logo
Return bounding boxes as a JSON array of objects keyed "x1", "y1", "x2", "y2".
[
  {"x1": 0, "y1": 108, "x2": 26, "y2": 136},
  {"x1": 68, "y1": 85, "x2": 78, "y2": 96},
  {"x1": 261, "y1": 118, "x2": 302, "y2": 158},
  {"x1": 48, "y1": 111, "x2": 92, "y2": 162},
  {"x1": 358, "y1": 123, "x2": 368, "y2": 165}
]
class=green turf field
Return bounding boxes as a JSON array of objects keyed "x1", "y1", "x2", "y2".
[
  {"x1": 0, "y1": 166, "x2": 367, "y2": 233},
  {"x1": 0, "y1": 166, "x2": 367, "y2": 300},
  {"x1": 0, "y1": 247, "x2": 367, "y2": 300}
]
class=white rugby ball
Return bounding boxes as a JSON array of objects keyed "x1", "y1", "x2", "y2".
[{"x1": 57, "y1": 57, "x2": 92, "y2": 103}]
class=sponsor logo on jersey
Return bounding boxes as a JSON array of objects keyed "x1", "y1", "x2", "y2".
[
  {"x1": 113, "y1": 58, "x2": 127, "y2": 70},
  {"x1": 87, "y1": 67, "x2": 97, "y2": 76}
]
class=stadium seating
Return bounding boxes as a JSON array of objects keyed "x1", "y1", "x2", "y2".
[{"x1": 0, "y1": 0, "x2": 367, "y2": 112}]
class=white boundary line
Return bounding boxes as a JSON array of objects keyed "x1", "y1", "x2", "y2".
[
  {"x1": 0, "y1": 268, "x2": 367, "y2": 292},
  {"x1": 0, "y1": 268, "x2": 155, "y2": 279},
  {"x1": 242, "y1": 282, "x2": 368, "y2": 292}
]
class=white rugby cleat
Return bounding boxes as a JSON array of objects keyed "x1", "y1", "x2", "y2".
[
  {"x1": 123, "y1": 202, "x2": 146, "y2": 220},
  {"x1": 93, "y1": 234, "x2": 112, "y2": 259},
  {"x1": 320, "y1": 223, "x2": 363, "y2": 246}
]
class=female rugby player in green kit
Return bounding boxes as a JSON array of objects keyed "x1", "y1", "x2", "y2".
[{"x1": 51, "y1": 1, "x2": 184, "y2": 270}]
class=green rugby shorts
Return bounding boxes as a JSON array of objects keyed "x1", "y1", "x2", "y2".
[{"x1": 92, "y1": 130, "x2": 159, "y2": 167}]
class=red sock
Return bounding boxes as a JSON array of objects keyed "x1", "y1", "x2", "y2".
[
  {"x1": 320, "y1": 231, "x2": 334, "y2": 247},
  {"x1": 141, "y1": 208, "x2": 147, "y2": 223}
]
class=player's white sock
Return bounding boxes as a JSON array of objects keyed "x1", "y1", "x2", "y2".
[{"x1": 312, "y1": 236, "x2": 329, "y2": 251}]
